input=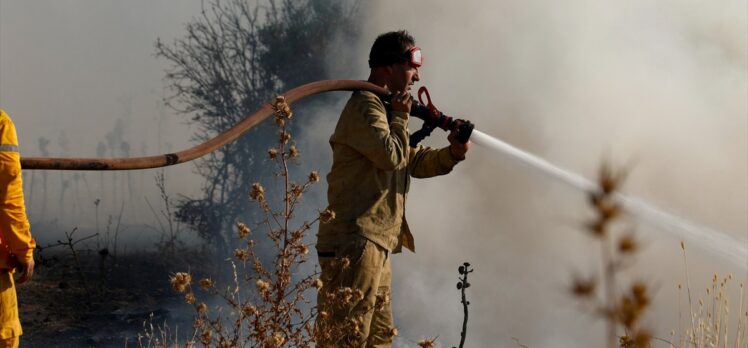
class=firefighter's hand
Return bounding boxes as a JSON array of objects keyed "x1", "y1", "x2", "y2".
[
  {"x1": 448, "y1": 129, "x2": 470, "y2": 161},
  {"x1": 391, "y1": 91, "x2": 412, "y2": 114},
  {"x1": 15, "y1": 259, "x2": 34, "y2": 285}
]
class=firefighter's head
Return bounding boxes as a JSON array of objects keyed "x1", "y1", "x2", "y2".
[{"x1": 368, "y1": 30, "x2": 421, "y2": 94}]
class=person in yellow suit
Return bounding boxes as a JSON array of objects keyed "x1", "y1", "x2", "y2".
[{"x1": 0, "y1": 109, "x2": 35, "y2": 348}]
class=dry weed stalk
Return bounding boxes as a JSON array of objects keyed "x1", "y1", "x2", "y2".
[
  {"x1": 571, "y1": 163, "x2": 652, "y2": 348},
  {"x1": 163, "y1": 96, "x2": 340, "y2": 347},
  {"x1": 671, "y1": 243, "x2": 748, "y2": 347},
  {"x1": 453, "y1": 262, "x2": 473, "y2": 348},
  {"x1": 154, "y1": 96, "x2": 444, "y2": 347},
  {"x1": 146, "y1": 170, "x2": 184, "y2": 257},
  {"x1": 313, "y1": 251, "x2": 410, "y2": 347},
  {"x1": 37, "y1": 226, "x2": 99, "y2": 296}
]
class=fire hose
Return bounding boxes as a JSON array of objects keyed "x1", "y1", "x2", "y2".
[
  {"x1": 17, "y1": 79, "x2": 748, "y2": 269},
  {"x1": 20, "y1": 80, "x2": 472, "y2": 171}
]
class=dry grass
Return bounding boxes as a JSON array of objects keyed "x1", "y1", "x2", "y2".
[
  {"x1": 157, "y1": 96, "x2": 326, "y2": 347},
  {"x1": 572, "y1": 163, "x2": 748, "y2": 348},
  {"x1": 144, "y1": 96, "x2": 395, "y2": 347},
  {"x1": 669, "y1": 243, "x2": 748, "y2": 347}
]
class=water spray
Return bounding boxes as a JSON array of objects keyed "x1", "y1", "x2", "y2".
[
  {"x1": 470, "y1": 130, "x2": 747, "y2": 270},
  {"x1": 401, "y1": 87, "x2": 746, "y2": 270},
  {"x1": 20, "y1": 80, "x2": 746, "y2": 269}
]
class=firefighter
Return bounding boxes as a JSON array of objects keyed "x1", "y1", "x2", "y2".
[
  {"x1": 315, "y1": 31, "x2": 469, "y2": 347},
  {"x1": 0, "y1": 109, "x2": 35, "y2": 348}
]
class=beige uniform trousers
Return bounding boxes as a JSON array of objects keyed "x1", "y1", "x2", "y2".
[
  {"x1": 316, "y1": 236, "x2": 393, "y2": 348},
  {"x1": 0, "y1": 271, "x2": 21, "y2": 347}
]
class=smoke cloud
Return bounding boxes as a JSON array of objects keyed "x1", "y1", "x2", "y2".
[
  {"x1": 1, "y1": 1, "x2": 746, "y2": 346},
  {"x1": 354, "y1": 1, "x2": 747, "y2": 346},
  {"x1": 0, "y1": 1, "x2": 205, "y2": 243}
]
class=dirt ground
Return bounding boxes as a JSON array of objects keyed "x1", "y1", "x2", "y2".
[{"x1": 15, "y1": 247, "x2": 212, "y2": 347}]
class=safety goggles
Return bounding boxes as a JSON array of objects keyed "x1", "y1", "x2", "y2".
[
  {"x1": 406, "y1": 46, "x2": 423, "y2": 68},
  {"x1": 369, "y1": 46, "x2": 423, "y2": 68}
]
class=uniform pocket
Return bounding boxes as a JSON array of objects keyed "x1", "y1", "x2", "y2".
[{"x1": 316, "y1": 237, "x2": 369, "y2": 287}]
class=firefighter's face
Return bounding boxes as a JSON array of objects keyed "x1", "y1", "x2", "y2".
[{"x1": 388, "y1": 46, "x2": 420, "y2": 94}]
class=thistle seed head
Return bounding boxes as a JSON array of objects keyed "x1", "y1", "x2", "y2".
[
  {"x1": 618, "y1": 234, "x2": 638, "y2": 254},
  {"x1": 236, "y1": 222, "x2": 251, "y2": 239},
  {"x1": 185, "y1": 292, "x2": 196, "y2": 304},
  {"x1": 242, "y1": 304, "x2": 256, "y2": 317},
  {"x1": 320, "y1": 208, "x2": 336, "y2": 224},
  {"x1": 197, "y1": 302, "x2": 208, "y2": 314},
  {"x1": 256, "y1": 279, "x2": 270, "y2": 293},
  {"x1": 309, "y1": 170, "x2": 320, "y2": 183},
  {"x1": 340, "y1": 257, "x2": 351, "y2": 269},
  {"x1": 268, "y1": 148, "x2": 279, "y2": 159},
  {"x1": 200, "y1": 329, "x2": 212, "y2": 345},
  {"x1": 250, "y1": 183, "x2": 265, "y2": 201},
  {"x1": 288, "y1": 145, "x2": 299, "y2": 158},
  {"x1": 272, "y1": 96, "x2": 293, "y2": 119},
  {"x1": 199, "y1": 278, "x2": 215, "y2": 290},
  {"x1": 418, "y1": 338, "x2": 437, "y2": 348},
  {"x1": 265, "y1": 332, "x2": 285, "y2": 348},
  {"x1": 234, "y1": 248, "x2": 249, "y2": 261},
  {"x1": 170, "y1": 272, "x2": 192, "y2": 293},
  {"x1": 571, "y1": 276, "x2": 597, "y2": 298},
  {"x1": 280, "y1": 131, "x2": 291, "y2": 145}
]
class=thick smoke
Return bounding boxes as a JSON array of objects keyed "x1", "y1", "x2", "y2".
[
  {"x1": 0, "y1": 1, "x2": 205, "y2": 245},
  {"x1": 352, "y1": 1, "x2": 747, "y2": 347},
  {"x1": 1, "y1": 1, "x2": 745, "y2": 346}
]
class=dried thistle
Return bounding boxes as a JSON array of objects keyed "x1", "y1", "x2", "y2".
[
  {"x1": 170, "y1": 272, "x2": 192, "y2": 293},
  {"x1": 288, "y1": 145, "x2": 299, "y2": 158},
  {"x1": 274, "y1": 116, "x2": 285, "y2": 127},
  {"x1": 236, "y1": 222, "x2": 251, "y2": 239},
  {"x1": 234, "y1": 248, "x2": 249, "y2": 262},
  {"x1": 272, "y1": 95, "x2": 293, "y2": 119},
  {"x1": 320, "y1": 208, "x2": 336, "y2": 224},
  {"x1": 418, "y1": 338, "x2": 437, "y2": 348},
  {"x1": 571, "y1": 276, "x2": 597, "y2": 298},
  {"x1": 290, "y1": 183, "x2": 303, "y2": 199},
  {"x1": 199, "y1": 278, "x2": 215, "y2": 290},
  {"x1": 200, "y1": 329, "x2": 212, "y2": 345},
  {"x1": 249, "y1": 182, "x2": 265, "y2": 201},
  {"x1": 268, "y1": 148, "x2": 279, "y2": 159},
  {"x1": 280, "y1": 131, "x2": 291, "y2": 145},
  {"x1": 185, "y1": 292, "x2": 196, "y2": 304},
  {"x1": 586, "y1": 218, "x2": 606, "y2": 237},
  {"x1": 339, "y1": 257, "x2": 351, "y2": 270},
  {"x1": 572, "y1": 162, "x2": 654, "y2": 347},
  {"x1": 309, "y1": 171, "x2": 320, "y2": 183},
  {"x1": 295, "y1": 244, "x2": 309, "y2": 255},
  {"x1": 617, "y1": 234, "x2": 637, "y2": 254},
  {"x1": 256, "y1": 279, "x2": 270, "y2": 293},
  {"x1": 598, "y1": 162, "x2": 627, "y2": 194},
  {"x1": 242, "y1": 304, "x2": 256, "y2": 317},
  {"x1": 265, "y1": 332, "x2": 285, "y2": 347}
]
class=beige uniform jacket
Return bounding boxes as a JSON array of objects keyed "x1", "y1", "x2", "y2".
[
  {"x1": 317, "y1": 90, "x2": 459, "y2": 253},
  {"x1": 0, "y1": 110, "x2": 34, "y2": 270}
]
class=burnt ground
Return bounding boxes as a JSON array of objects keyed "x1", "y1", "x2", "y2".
[{"x1": 15, "y1": 246, "x2": 213, "y2": 348}]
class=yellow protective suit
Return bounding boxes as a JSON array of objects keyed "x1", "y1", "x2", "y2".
[{"x1": 0, "y1": 109, "x2": 34, "y2": 344}]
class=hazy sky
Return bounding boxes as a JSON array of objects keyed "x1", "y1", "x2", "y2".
[
  {"x1": 0, "y1": 1, "x2": 205, "y2": 230},
  {"x1": 1, "y1": 1, "x2": 746, "y2": 347}
]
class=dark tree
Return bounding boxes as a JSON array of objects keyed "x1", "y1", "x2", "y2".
[{"x1": 155, "y1": 0, "x2": 360, "y2": 254}]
